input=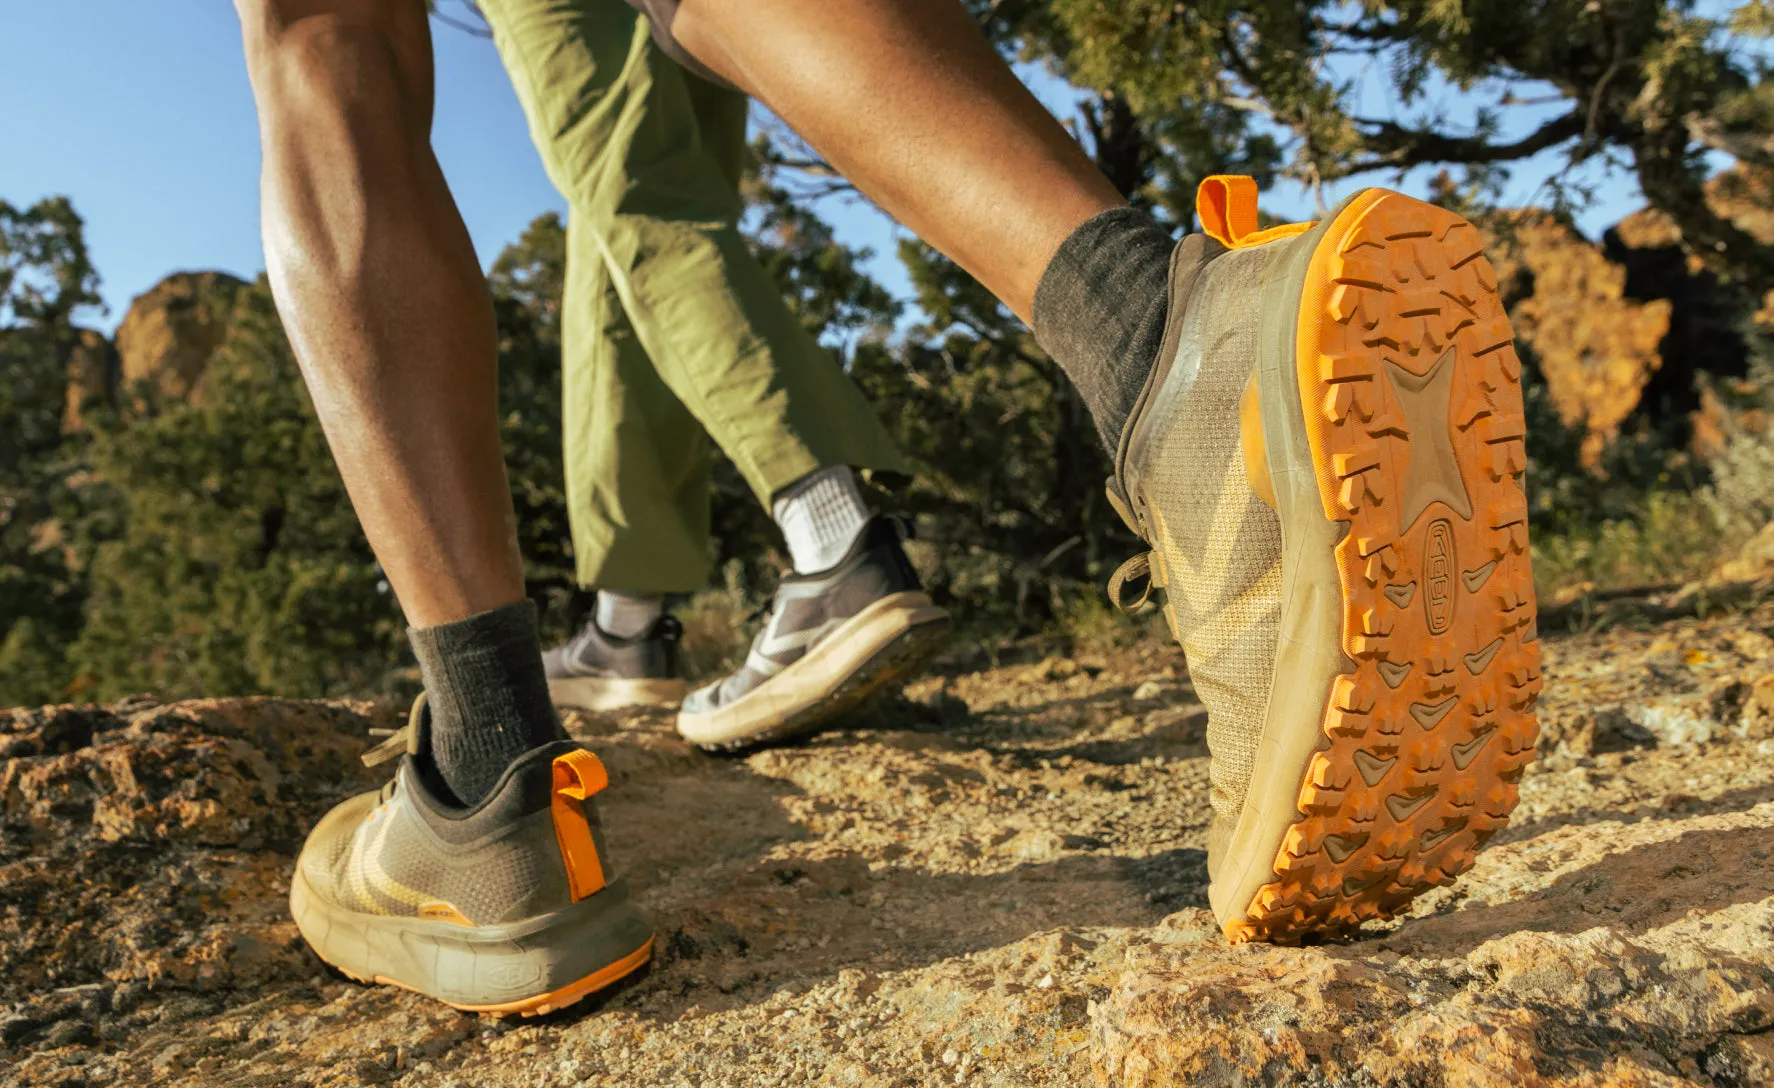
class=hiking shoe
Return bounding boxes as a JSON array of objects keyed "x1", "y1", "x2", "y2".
[
  {"x1": 544, "y1": 611, "x2": 686, "y2": 712},
  {"x1": 1108, "y1": 176, "x2": 1541, "y2": 943},
  {"x1": 677, "y1": 516, "x2": 950, "y2": 750},
  {"x1": 290, "y1": 695, "x2": 656, "y2": 1013}
]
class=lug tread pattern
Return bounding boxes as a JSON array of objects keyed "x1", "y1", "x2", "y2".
[{"x1": 1226, "y1": 195, "x2": 1541, "y2": 944}]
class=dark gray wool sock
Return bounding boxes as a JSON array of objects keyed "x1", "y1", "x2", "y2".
[
  {"x1": 1031, "y1": 207, "x2": 1179, "y2": 455},
  {"x1": 408, "y1": 600, "x2": 566, "y2": 807}
]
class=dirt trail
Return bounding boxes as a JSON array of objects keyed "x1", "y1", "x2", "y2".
[{"x1": 4, "y1": 604, "x2": 1774, "y2": 1087}]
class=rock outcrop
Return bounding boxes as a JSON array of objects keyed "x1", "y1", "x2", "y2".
[
  {"x1": 59, "y1": 329, "x2": 119, "y2": 433},
  {"x1": 1603, "y1": 166, "x2": 1774, "y2": 452},
  {"x1": 1092, "y1": 808, "x2": 1774, "y2": 1087},
  {"x1": 5, "y1": 601, "x2": 1774, "y2": 1086},
  {"x1": 1487, "y1": 212, "x2": 1673, "y2": 465},
  {"x1": 113, "y1": 271, "x2": 245, "y2": 414}
]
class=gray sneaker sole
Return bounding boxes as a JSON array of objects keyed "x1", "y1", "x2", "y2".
[
  {"x1": 677, "y1": 590, "x2": 951, "y2": 751},
  {"x1": 291, "y1": 868, "x2": 655, "y2": 1016},
  {"x1": 548, "y1": 675, "x2": 687, "y2": 712}
]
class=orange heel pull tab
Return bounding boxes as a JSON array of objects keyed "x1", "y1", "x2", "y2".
[
  {"x1": 1198, "y1": 175, "x2": 1261, "y2": 247},
  {"x1": 551, "y1": 749, "x2": 609, "y2": 901},
  {"x1": 1196, "y1": 175, "x2": 1315, "y2": 249}
]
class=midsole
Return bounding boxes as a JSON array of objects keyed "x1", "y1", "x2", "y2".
[
  {"x1": 677, "y1": 590, "x2": 949, "y2": 746},
  {"x1": 548, "y1": 675, "x2": 687, "y2": 711},
  {"x1": 290, "y1": 868, "x2": 655, "y2": 1007},
  {"x1": 1207, "y1": 191, "x2": 1378, "y2": 923}
]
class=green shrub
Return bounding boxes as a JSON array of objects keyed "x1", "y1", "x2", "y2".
[
  {"x1": 1532, "y1": 490, "x2": 1727, "y2": 597},
  {"x1": 64, "y1": 286, "x2": 407, "y2": 699}
]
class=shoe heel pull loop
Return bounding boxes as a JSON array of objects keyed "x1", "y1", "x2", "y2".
[
  {"x1": 1108, "y1": 551, "x2": 1157, "y2": 613},
  {"x1": 1198, "y1": 175, "x2": 1261, "y2": 248},
  {"x1": 551, "y1": 749, "x2": 609, "y2": 901},
  {"x1": 1197, "y1": 175, "x2": 1317, "y2": 250}
]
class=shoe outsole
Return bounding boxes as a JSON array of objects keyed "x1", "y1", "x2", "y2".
[{"x1": 1227, "y1": 191, "x2": 1542, "y2": 943}]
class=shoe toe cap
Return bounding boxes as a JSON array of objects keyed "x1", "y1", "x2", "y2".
[
  {"x1": 680, "y1": 682, "x2": 723, "y2": 716},
  {"x1": 296, "y1": 790, "x2": 380, "y2": 895}
]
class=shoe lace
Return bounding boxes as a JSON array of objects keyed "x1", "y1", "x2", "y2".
[
  {"x1": 361, "y1": 691, "x2": 425, "y2": 769},
  {"x1": 1108, "y1": 551, "x2": 1158, "y2": 613},
  {"x1": 362, "y1": 726, "x2": 410, "y2": 768}
]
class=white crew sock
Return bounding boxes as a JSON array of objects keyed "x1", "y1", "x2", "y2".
[
  {"x1": 773, "y1": 466, "x2": 870, "y2": 574},
  {"x1": 594, "y1": 590, "x2": 665, "y2": 640}
]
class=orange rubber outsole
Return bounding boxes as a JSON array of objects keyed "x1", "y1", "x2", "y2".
[
  {"x1": 1228, "y1": 191, "x2": 1543, "y2": 942},
  {"x1": 331, "y1": 936, "x2": 655, "y2": 1017}
]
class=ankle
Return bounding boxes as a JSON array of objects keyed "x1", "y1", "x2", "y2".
[{"x1": 409, "y1": 600, "x2": 564, "y2": 807}]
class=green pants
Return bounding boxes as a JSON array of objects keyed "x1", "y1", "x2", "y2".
[{"x1": 479, "y1": 0, "x2": 909, "y2": 594}]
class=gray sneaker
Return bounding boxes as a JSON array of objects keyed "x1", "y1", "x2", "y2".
[
  {"x1": 543, "y1": 612, "x2": 686, "y2": 711},
  {"x1": 677, "y1": 516, "x2": 950, "y2": 750},
  {"x1": 291, "y1": 695, "x2": 656, "y2": 1013}
]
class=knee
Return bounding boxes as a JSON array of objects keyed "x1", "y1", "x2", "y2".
[{"x1": 236, "y1": 1, "x2": 426, "y2": 135}]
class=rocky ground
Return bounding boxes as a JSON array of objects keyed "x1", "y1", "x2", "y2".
[{"x1": 4, "y1": 594, "x2": 1774, "y2": 1087}]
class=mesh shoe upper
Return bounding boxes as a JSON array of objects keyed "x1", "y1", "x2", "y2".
[
  {"x1": 298, "y1": 716, "x2": 613, "y2": 927},
  {"x1": 682, "y1": 516, "x2": 923, "y2": 715},
  {"x1": 1118, "y1": 240, "x2": 1287, "y2": 825}
]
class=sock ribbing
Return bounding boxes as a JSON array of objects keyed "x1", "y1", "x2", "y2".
[{"x1": 408, "y1": 600, "x2": 565, "y2": 807}]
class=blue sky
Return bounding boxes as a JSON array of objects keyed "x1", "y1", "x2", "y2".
[{"x1": 4, "y1": 3, "x2": 1650, "y2": 332}]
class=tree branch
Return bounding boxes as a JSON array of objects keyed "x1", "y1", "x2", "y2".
[
  {"x1": 429, "y1": 2, "x2": 491, "y2": 37},
  {"x1": 1338, "y1": 109, "x2": 1587, "y2": 175},
  {"x1": 1685, "y1": 113, "x2": 1774, "y2": 170},
  {"x1": 1635, "y1": 135, "x2": 1774, "y2": 298}
]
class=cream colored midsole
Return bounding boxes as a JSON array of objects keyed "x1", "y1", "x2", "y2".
[
  {"x1": 676, "y1": 591, "x2": 949, "y2": 747},
  {"x1": 1207, "y1": 196, "x2": 1366, "y2": 926},
  {"x1": 548, "y1": 675, "x2": 687, "y2": 712},
  {"x1": 291, "y1": 866, "x2": 655, "y2": 1008}
]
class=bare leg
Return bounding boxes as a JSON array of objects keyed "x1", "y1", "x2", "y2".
[
  {"x1": 673, "y1": 0, "x2": 1126, "y2": 324},
  {"x1": 234, "y1": 0, "x2": 522, "y2": 628}
]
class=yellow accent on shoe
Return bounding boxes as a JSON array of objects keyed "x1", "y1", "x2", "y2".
[
  {"x1": 1216, "y1": 187, "x2": 1540, "y2": 944},
  {"x1": 418, "y1": 901, "x2": 474, "y2": 926},
  {"x1": 413, "y1": 937, "x2": 654, "y2": 1017},
  {"x1": 1239, "y1": 373, "x2": 1276, "y2": 510}
]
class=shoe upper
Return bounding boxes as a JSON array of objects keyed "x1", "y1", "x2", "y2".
[
  {"x1": 543, "y1": 614, "x2": 680, "y2": 682},
  {"x1": 682, "y1": 515, "x2": 923, "y2": 715},
  {"x1": 1111, "y1": 229, "x2": 1293, "y2": 830},
  {"x1": 298, "y1": 698, "x2": 617, "y2": 927}
]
